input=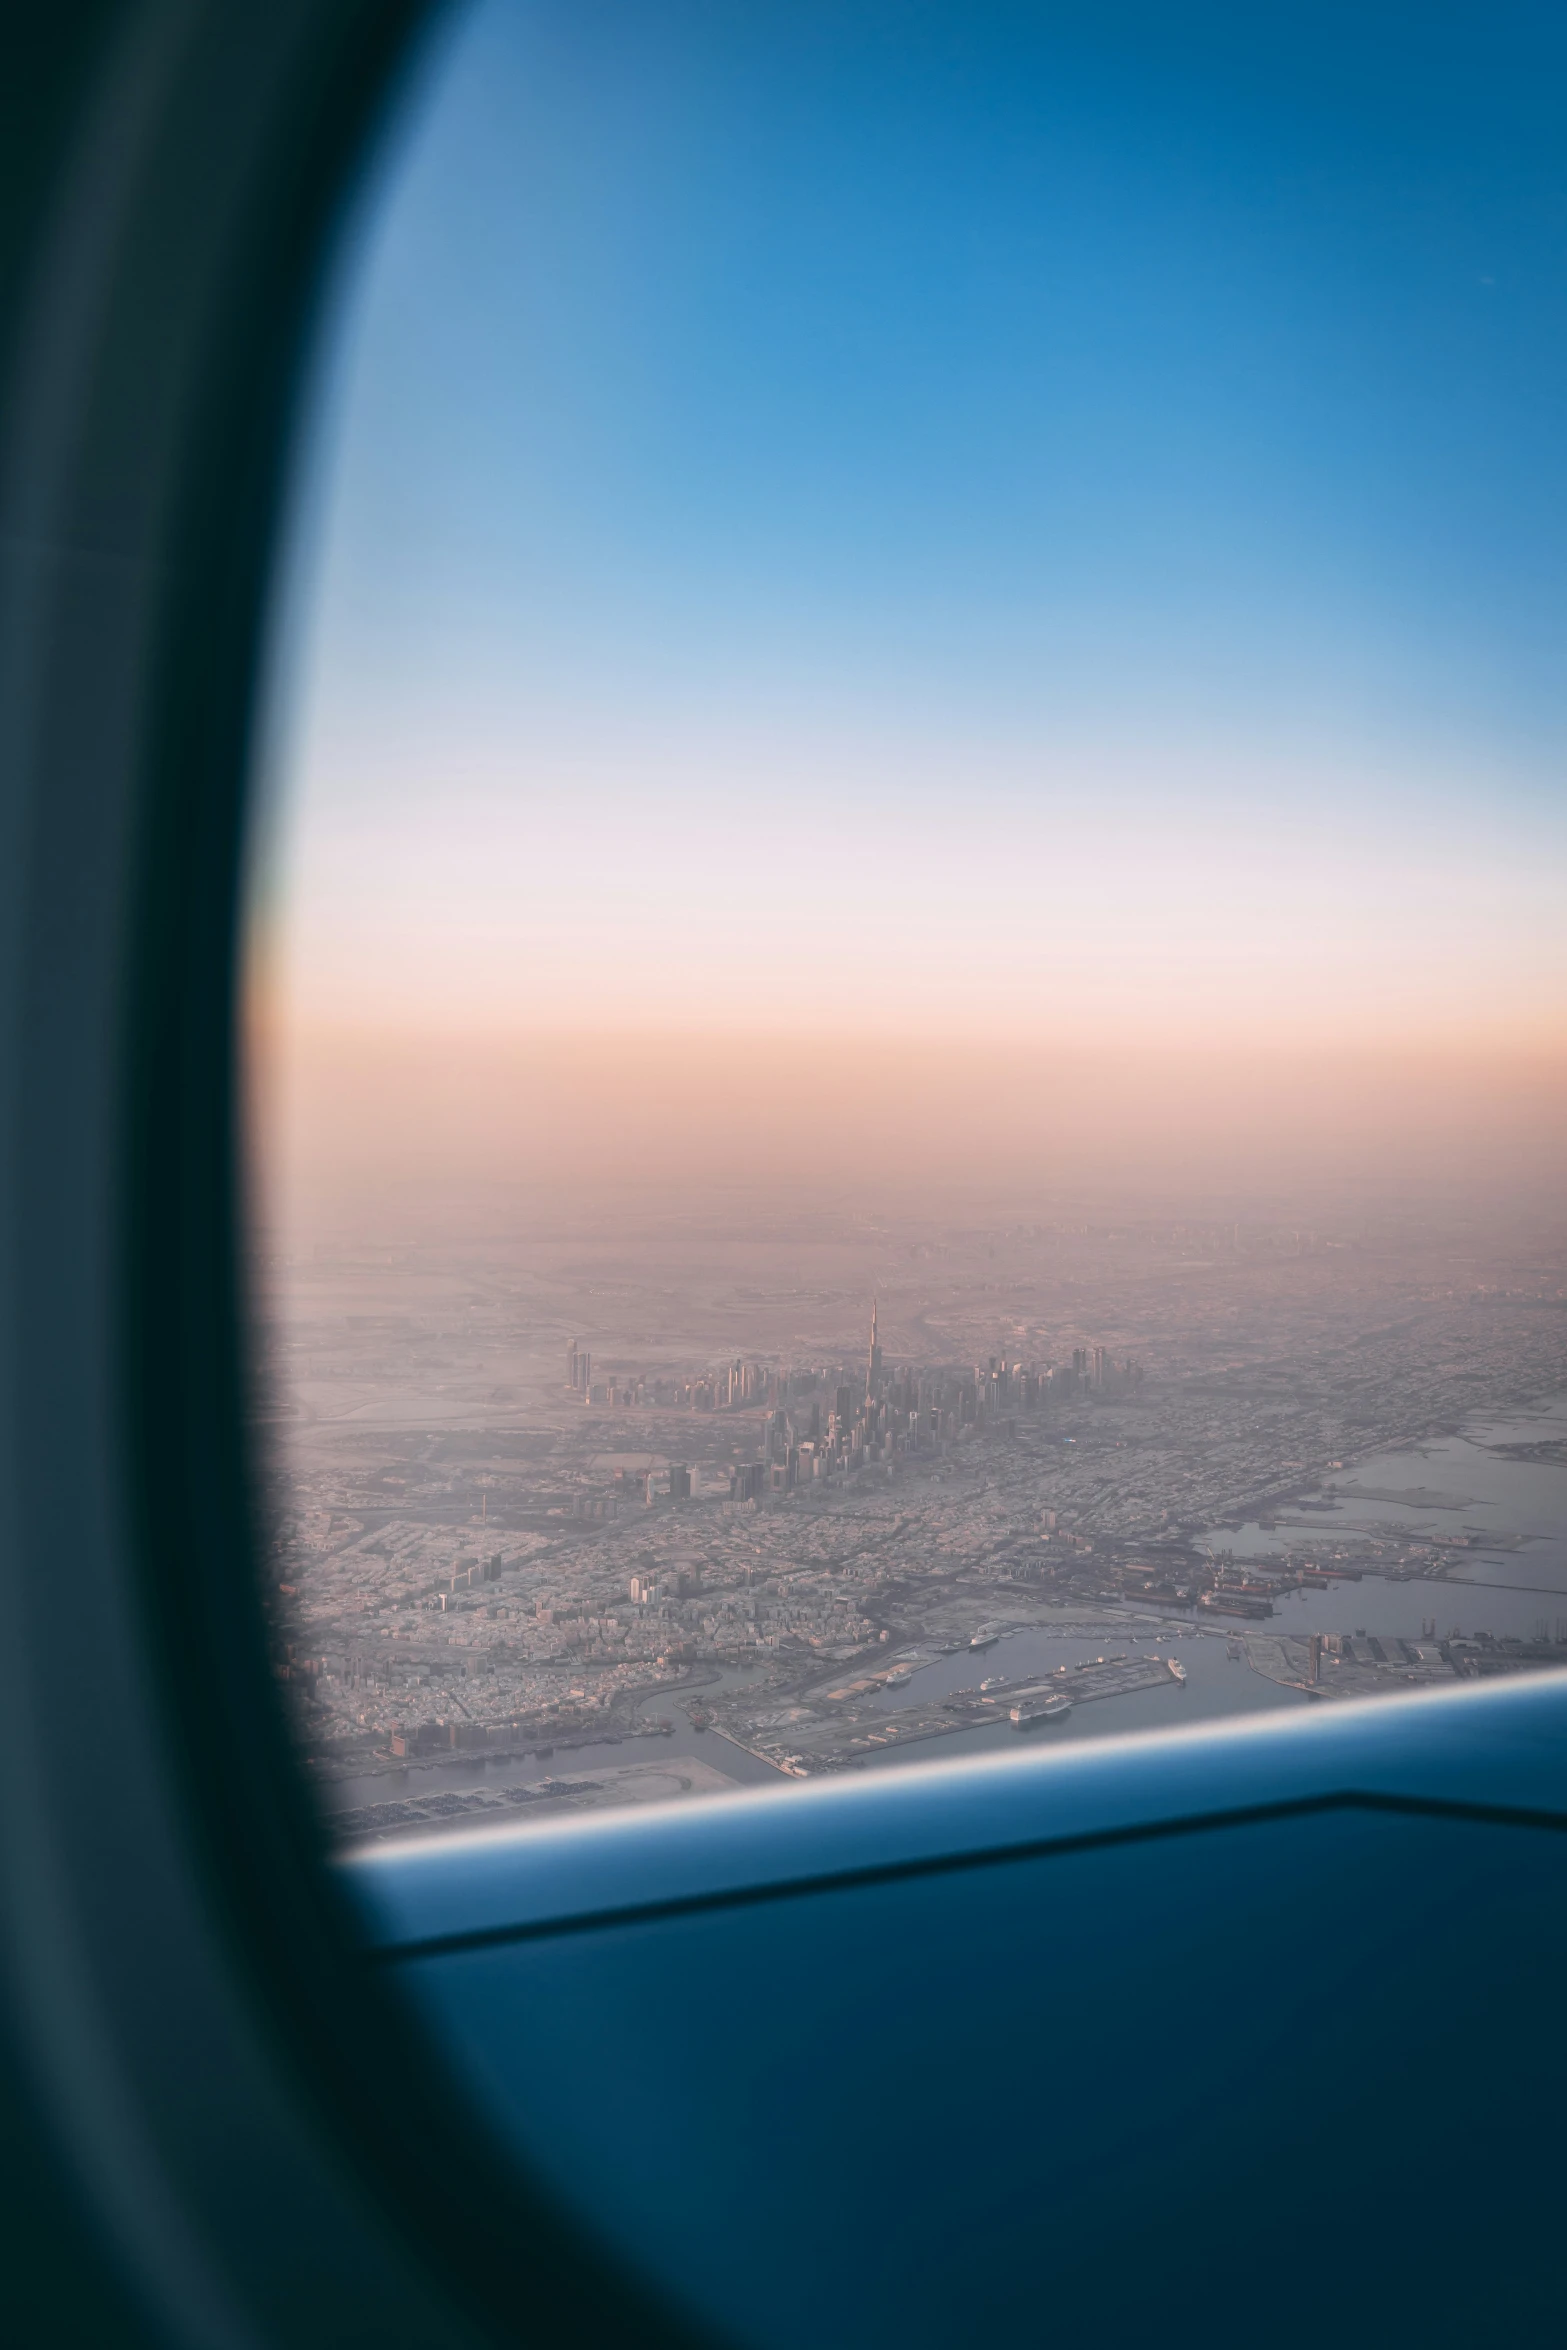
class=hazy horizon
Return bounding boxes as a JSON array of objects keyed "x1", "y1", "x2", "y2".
[{"x1": 247, "y1": 1025, "x2": 1567, "y2": 1255}]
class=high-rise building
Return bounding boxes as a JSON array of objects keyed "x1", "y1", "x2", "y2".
[{"x1": 866, "y1": 1298, "x2": 883, "y2": 1398}]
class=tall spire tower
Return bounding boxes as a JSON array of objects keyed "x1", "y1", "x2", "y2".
[{"x1": 866, "y1": 1297, "x2": 883, "y2": 1398}]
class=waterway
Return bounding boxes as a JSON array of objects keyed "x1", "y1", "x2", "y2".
[
  {"x1": 1204, "y1": 1390, "x2": 1567, "y2": 1642},
  {"x1": 867, "y1": 1620, "x2": 1305, "y2": 1765}
]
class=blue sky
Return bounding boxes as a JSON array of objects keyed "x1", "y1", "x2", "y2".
[{"x1": 262, "y1": 0, "x2": 1567, "y2": 1043}]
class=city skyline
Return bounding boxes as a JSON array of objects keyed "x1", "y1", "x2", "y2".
[{"x1": 258, "y1": 1172, "x2": 1567, "y2": 1835}]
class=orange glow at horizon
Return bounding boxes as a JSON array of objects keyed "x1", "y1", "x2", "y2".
[{"x1": 246, "y1": 1011, "x2": 1567, "y2": 1237}]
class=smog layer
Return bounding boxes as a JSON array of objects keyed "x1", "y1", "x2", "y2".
[{"x1": 257, "y1": 1182, "x2": 1567, "y2": 1838}]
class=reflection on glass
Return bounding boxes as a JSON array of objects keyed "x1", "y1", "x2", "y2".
[{"x1": 247, "y1": 0, "x2": 1567, "y2": 1846}]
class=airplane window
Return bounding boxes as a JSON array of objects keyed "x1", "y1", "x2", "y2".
[{"x1": 247, "y1": 0, "x2": 1567, "y2": 1854}]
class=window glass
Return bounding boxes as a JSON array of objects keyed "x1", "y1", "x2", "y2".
[{"x1": 249, "y1": 0, "x2": 1567, "y2": 1848}]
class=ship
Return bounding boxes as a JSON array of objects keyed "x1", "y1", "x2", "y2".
[
  {"x1": 980, "y1": 1676, "x2": 1007, "y2": 1692},
  {"x1": 969, "y1": 1628, "x2": 1002, "y2": 1649},
  {"x1": 1010, "y1": 1693, "x2": 1073, "y2": 1726}
]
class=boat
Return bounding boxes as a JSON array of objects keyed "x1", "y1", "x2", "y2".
[
  {"x1": 1167, "y1": 1659, "x2": 1188, "y2": 1684},
  {"x1": 1010, "y1": 1693, "x2": 1072, "y2": 1726},
  {"x1": 980, "y1": 1676, "x2": 1007, "y2": 1692}
]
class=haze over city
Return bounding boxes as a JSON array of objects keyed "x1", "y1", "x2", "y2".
[{"x1": 247, "y1": 0, "x2": 1567, "y2": 1835}]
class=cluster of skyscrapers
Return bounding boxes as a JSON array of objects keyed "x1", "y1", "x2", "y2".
[
  {"x1": 564, "y1": 1341, "x2": 788, "y2": 1412},
  {"x1": 565, "y1": 1315, "x2": 1139, "y2": 1425},
  {"x1": 566, "y1": 1309, "x2": 1142, "y2": 1509}
]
